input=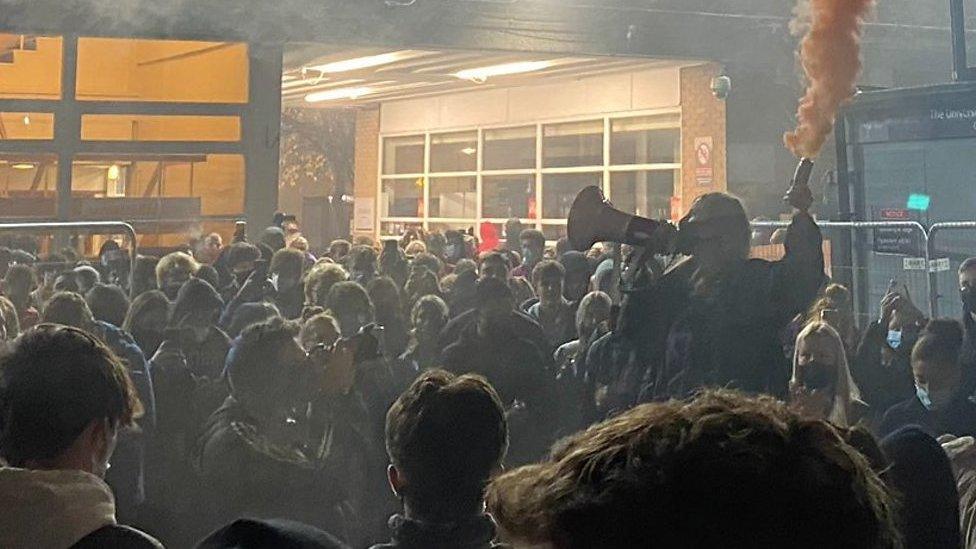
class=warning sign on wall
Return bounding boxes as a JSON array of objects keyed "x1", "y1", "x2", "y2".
[{"x1": 694, "y1": 137, "x2": 713, "y2": 187}]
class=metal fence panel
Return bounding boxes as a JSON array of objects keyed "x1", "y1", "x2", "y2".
[
  {"x1": 751, "y1": 220, "x2": 931, "y2": 329},
  {"x1": 927, "y1": 222, "x2": 976, "y2": 319}
]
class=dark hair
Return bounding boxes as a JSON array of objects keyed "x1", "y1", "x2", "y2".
[
  {"x1": 454, "y1": 258, "x2": 478, "y2": 276},
  {"x1": 532, "y1": 260, "x2": 565, "y2": 284},
  {"x1": 350, "y1": 245, "x2": 377, "y2": 271},
  {"x1": 85, "y1": 284, "x2": 130, "y2": 328},
  {"x1": 3, "y1": 263, "x2": 35, "y2": 290},
  {"x1": 519, "y1": 229, "x2": 546, "y2": 249},
  {"x1": 260, "y1": 226, "x2": 287, "y2": 251},
  {"x1": 194, "y1": 264, "x2": 221, "y2": 291},
  {"x1": 386, "y1": 369, "x2": 508, "y2": 521},
  {"x1": 0, "y1": 325, "x2": 143, "y2": 466},
  {"x1": 270, "y1": 247, "x2": 305, "y2": 278},
  {"x1": 475, "y1": 276, "x2": 512, "y2": 307},
  {"x1": 487, "y1": 389, "x2": 899, "y2": 549},
  {"x1": 328, "y1": 239, "x2": 351, "y2": 259},
  {"x1": 412, "y1": 253, "x2": 443, "y2": 277},
  {"x1": 123, "y1": 290, "x2": 170, "y2": 334},
  {"x1": 227, "y1": 302, "x2": 281, "y2": 339},
  {"x1": 480, "y1": 251, "x2": 512, "y2": 271},
  {"x1": 366, "y1": 276, "x2": 403, "y2": 321},
  {"x1": 913, "y1": 319, "x2": 963, "y2": 365},
  {"x1": 227, "y1": 317, "x2": 299, "y2": 398},
  {"x1": 226, "y1": 242, "x2": 262, "y2": 270},
  {"x1": 326, "y1": 281, "x2": 374, "y2": 321},
  {"x1": 42, "y1": 291, "x2": 95, "y2": 330},
  {"x1": 960, "y1": 257, "x2": 976, "y2": 275}
]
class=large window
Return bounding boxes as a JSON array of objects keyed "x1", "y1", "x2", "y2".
[
  {"x1": 378, "y1": 111, "x2": 680, "y2": 239},
  {"x1": 0, "y1": 35, "x2": 250, "y2": 250}
]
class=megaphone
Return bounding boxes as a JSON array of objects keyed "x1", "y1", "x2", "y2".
[{"x1": 567, "y1": 186, "x2": 670, "y2": 252}]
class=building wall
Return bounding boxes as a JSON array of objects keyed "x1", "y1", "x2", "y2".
[
  {"x1": 353, "y1": 107, "x2": 380, "y2": 239},
  {"x1": 380, "y1": 66, "x2": 682, "y2": 134},
  {"x1": 679, "y1": 63, "x2": 727, "y2": 217}
]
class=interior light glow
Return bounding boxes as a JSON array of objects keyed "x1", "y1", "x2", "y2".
[
  {"x1": 455, "y1": 61, "x2": 554, "y2": 83},
  {"x1": 305, "y1": 87, "x2": 374, "y2": 103},
  {"x1": 307, "y1": 52, "x2": 403, "y2": 74}
]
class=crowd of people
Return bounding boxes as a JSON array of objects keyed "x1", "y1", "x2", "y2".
[{"x1": 2, "y1": 192, "x2": 976, "y2": 548}]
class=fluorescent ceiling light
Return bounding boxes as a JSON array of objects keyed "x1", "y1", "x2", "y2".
[
  {"x1": 305, "y1": 86, "x2": 374, "y2": 103},
  {"x1": 460, "y1": 147, "x2": 477, "y2": 156},
  {"x1": 455, "y1": 61, "x2": 554, "y2": 82},
  {"x1": 11, "y1": 163, "x2": 34, "y2": 170},
  {"x1": 307, "y1": 52, "x2": 403, "y2": 74}
]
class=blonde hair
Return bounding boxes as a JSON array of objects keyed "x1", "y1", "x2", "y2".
[
  {"x1": 792, "y1": 321, "x2": 863, "y2": 427},
  {"x1": 155, "y1": 251, "x2": 199, "y2": 288}
]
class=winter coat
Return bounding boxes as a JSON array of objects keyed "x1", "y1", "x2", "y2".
[
  {"x1": 627, "y1": 212, "x2": 825, "y2": 400},
  {"x1": 0, "y1": 467, "x2": 162, "y2": 549},
  {"x1": 370, "y1": 514, "x2": 508, "y2": 549}
]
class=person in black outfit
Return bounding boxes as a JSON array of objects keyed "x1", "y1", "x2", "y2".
[
  {"x1": 371, "y1": 369, "x2": 509, "y2": 549},
  {"x1": 880, "y1": 319, "x2": 976, "y2": 438},
  {"x1": 630, "y1": 191, "x2": 825, "y2": 401},
  {"x1": 194, "y1": 317, "x2": 370, "y2": 543},
  {"x1": 0, "y1": 325, "x2": 162, "y2": 548},
  {"x1": 442, "y1": 277, "x2": 553, "y2": 463},
  {"x1": 957, "y1": 257, "x2": 976, "y2": 393}
]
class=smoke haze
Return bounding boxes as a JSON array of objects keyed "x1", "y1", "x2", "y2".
[{"x1": 784, "y1": 0, "x2": 874, "y2": 158}]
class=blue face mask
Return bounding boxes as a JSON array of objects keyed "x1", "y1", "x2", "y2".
[
  {"x1": 887, "y1": 330, "x2": 903, "y2": 349},
  {"x1": 916, "y1": 384, "x2": 933, "y2": 409}
]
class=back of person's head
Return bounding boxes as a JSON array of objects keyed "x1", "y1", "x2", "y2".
[
  {"x1": 226, "y1": 242, "x2": 262, "y2": 271},
  {"x1": 227, "y1": 317, "x2": 299, "y2": 403},
  {"x1": 227, "y1": 302, "x2": 281, "y2": 339},
  {"x1": 156, "y1": 251, "x2": 199, "y2": 288},
  {"x1": 194, "y1": 264, "x2": 221, "y2": 291},
  {"x1": 913, "y1": 318, "x2": 964, "y2": 365},
  {"x1": 366, "y1": 276, "x2": 402, "y2": 320},
  {"x1": 326, "y1": 281, "x2": 374, "y2": 335},
  {"x1": 170, "y1": 278, "x2": 223, "y2": 327},
  {"x1": 328, "y1": 239, "x2": 351, "y2": 260},
  {"x1": 85, "y1": 283, "x2": 130, "y2": 328},
  {"x1": 881, "y1": 426, "x2": 961, "y2": 549},
  {"x1": 411, "y1": 294, "x2": 449, "y2": 331},
  {"x1": 196, "y1": 517, "x2": 351, "y2": 549},
  {"x1": 131, "y1": 255, "x2": 159, "y2": 295},
  {"x1": 270, "y1": 247, "x2": 305, "y2": 280},
  {"x1": 260, "y1": 226, "x2": 287, "y2": 252},
  {"x1": 576, "y1": 291, "x2": 612, "y2": 337},
  {"x1": 123, "y1": 290, "x2": 169, "y2": 334},
  {"x1": 3, "y1": 263, "x2": 35, "y2": 295},
  {"x1": 475, "y1": 276, "x2": 513, "y2": 310},
  {"x1": 72, "y1": 265, "x2": 100, "y2": 291},
  {"x1": 42, "y1": 291, "x2": 95, "y2": 331},
  {"x1": 350, "y1": 245, "x2": 377, "y2": 272},
  {"x1": 487, "y1": 389, "x2": 899, "y2": 549},
  {"x1": 0, "y1": 324, "x2": 142, "y2": 468},
  {"x1": 454, "y1": 258, "x2": 478, "y2": 277},
  {"x1": 299, "y1": 312, "x2": 340, "y2": 350},
  {"x1": 305, "y1": 262, "x2": 348, "y2": 307},
  {"x1": 386, "y1": 369, "x2": 508, "y2": 521},
  {"x1": 412, "y1": 253, "x2": 442, "y2": 278},
  {"x1": 404, "y1": 240, "x2": 426, "y2": 256}
]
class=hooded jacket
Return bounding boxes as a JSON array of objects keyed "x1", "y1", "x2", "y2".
[{"x1": 0, "y1": 467, "x2": 161, "y2": 549}]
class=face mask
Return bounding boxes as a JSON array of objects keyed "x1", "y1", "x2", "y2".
[
  {"x1": 963, "y1": 287, "x2": 976, "y2": 312},
  {"x1": 886, "y1": 330, "x2": 903, "y2": 350},
  {"x1": 522, "y1": 246, "x2": 538, "y2": 265},
  {"x1": 800, "y1": 361, "x2": 835, "y2": 392},
  {"x1": 163, "y1": 283, "x2": 182, "y2": 301}
]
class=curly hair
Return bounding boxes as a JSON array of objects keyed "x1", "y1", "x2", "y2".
[
  {"x1": 487, "y1": 389, "x2": 900, "y2": 549},
  {"x1": 304, "y1": 262, "x2": 349, "y2": 307}
]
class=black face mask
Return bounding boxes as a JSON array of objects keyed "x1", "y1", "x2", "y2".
[
  {"x1": 963, "y1": 287, "x2": 976, "y2": 313},
  {"x1": 799, "y1": 361, "x2": 835, "y2": 391}
]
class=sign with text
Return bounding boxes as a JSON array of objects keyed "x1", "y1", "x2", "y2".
[
  {"x1": 694, "y1": 137, "x2": 713, "y2": 187},
  {"x1": 874, "y1": 208, "x2": 922, "y2": 256}
]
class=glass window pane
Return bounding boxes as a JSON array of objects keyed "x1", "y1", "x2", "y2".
[
  {"x1": 610, "y1": 170, "x2": 679, "y2": 220},
  {"x1": 484, "y1": 126, "x2": 535, "y2": 170},
  {"x1": 483, "y1": 174, "x2": 535, "y2": 219},
  {"x1": 429, "y1": 221, "x2": 475, "y2": 235},
  {"x1": 610, "y1": 115, "x2": 681, "y2": 165},
  {"x1": 381, "y1": 220, "x2": 423, "y2": 238},
  {"x1": 542, "y1": 224, "x2": 567, "y2": 241},
  {"x1": 381, "y1": 178, "x2": 423, "y2": 217},
  {"x1": 543, "y1": 172, "x2": 602, "y2": 219},
  {"x1": 0, "y1": 113, "x2": 54, "y2": 140},
  {"x1": 543, "y1": 120, "x2": 603, "y2": 168},
  {"x1": 429, "y1": 176, "x2": 476, "y2": 218},
  {"x1": 77, "y1": 38, "x2": 248, "y2": 103},
  {"x1": 69, "y1": 154, "x2": 245, "y2": 219},
  {"x1": 383, "y1": 136, "x2": 424, "y2": 175},
  {"x1": 81, "y1": 115, "x2": 241, "y2": 141},
  {"x1": 0, "y1": 154, "x2": 58, "y2": 218},
  {"x1": 0, "y1": 35, "x2": 62, "y2": 99},
  {"x1": 430, "y1": 132, "x2": 477, "y2": 173}
]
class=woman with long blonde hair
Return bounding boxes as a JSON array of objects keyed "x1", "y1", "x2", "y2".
[{"x1": 790, "y1": 321, "x2": 867, "y2": 427}]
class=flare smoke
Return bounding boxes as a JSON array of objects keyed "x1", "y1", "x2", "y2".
[{"x1": 784, "y1": 0, "x2": 874, "y2": 158}]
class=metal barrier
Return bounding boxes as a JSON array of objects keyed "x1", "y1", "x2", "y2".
[
  {"x1": 0, "y1": 221, "x2": 138, "y2": 295},
  {"x1": 750, "y1": 220, "x2": 933, "y2": 325},
  {"x1": 927, "y1": 222, "x2": 976, "y2": 318}
]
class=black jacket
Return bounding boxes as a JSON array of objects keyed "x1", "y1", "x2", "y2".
[
  {"x1": 633, "y1": 212, "x2": 825, "y2": 400},
  {"x1": 851, "y1": 321, "x2": 916, "y2": 416},
  {"x1": 369, "y1": 514, "x2": 508, "y2": 549},
  {"x1": 71, "y1": 525, "x2": 163, "y2": 549},
  {"x1": 438, "y1": 309, "x2": 550, "y2": 366},
  {"x1": 879, "y1": 392, "x2": 976, "y2": 438}
]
